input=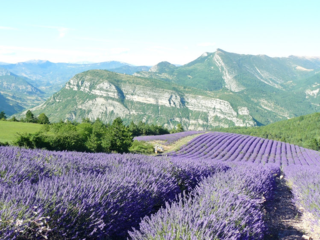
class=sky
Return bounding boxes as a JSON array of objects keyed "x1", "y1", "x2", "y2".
[{"x1": 0, "y1": 0, "x2": 319, "y2": 65}]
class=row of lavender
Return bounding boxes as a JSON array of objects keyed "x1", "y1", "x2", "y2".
[
  {"x1": 170, "y1": 132, "x2": 320, "y2": 166},
  {"x1": 0, "y1": 146, "x2": 228, "y2": 239},
  {"x1": 130, "y1": 164, "x2": 280, "y2": 239},
  {"x1": 283, "y1": 166, "x2": 320, "y2": 237},
  {"x1": 2, "y1": 131, "x2": 318, "y2": 239},
  {"x1": 170, "y1": 132, "x2": 320, "y2": 236},
  {"x1": 134, "y1": 131, "x2": 204, "y2": 145}
]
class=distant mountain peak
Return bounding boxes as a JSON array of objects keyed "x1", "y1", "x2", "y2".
[
  {"x1": 289, "y1": 55, "x2": 320, "y2": 60},
  {"x1": 201, "y1": 52, "x2": 209, "y2": 57},
  {"x1": 22, "y1": 60, "x2": 51, "y2": 64},
  {"x1": 216, "y1": 48, "x2": 226, "y2": 53},
  {"x1": 149, "y1": 61, "x2": 176, "y2": 73}
]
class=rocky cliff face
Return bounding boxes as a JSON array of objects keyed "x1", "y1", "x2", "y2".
[{"x1": 30, "y1": 70, "x2": 256, "y2": 130}]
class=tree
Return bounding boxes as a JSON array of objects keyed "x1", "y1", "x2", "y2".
[
  {"x1": 170, "y1": 123, "x2": 184, "y2": 133},
  {"x1": 82, "y1": 117, "x2": 91, "y2": 123},
  {"x1": 307, "y1": 138, "x2": 319, "y2": 151},
  {"x1": 129, "y1": 121, "x2": 140, "y2": 137},
  {"x1": 176, "y1": 123, "x2": 184, "y2": 132},
  {"x1": 38, "y1": 113, "x2": 50, "y2": 124},
  {"x1": 103, "y1": 117, "x2": 133, "y2": 153},
  {"x1": 0, "y1": 111, "x2": 6, "y2": 120},
  {"x1": 26, "y1": 110, "x2": 36, "y2": 123},
  {"x1": 8, "y1": 116, "x2": 18, "y2": 122},
  {"x1": 86, "y1": 133, "x2": 101, "y2": 152},
  {"x1": 77, "y1": 122, "x2": 93, "y2": 139}
]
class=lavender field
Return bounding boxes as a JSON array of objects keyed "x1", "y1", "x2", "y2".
[
  {"x1": 170, "y1": 132, "x2": 320, "y2": 166},
  {"x1": 1, "y1": 132, "x2": 320, "y2": 239}
]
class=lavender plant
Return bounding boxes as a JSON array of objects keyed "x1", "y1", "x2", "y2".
[
  {"x1": 129, "y1": 164, "x2": 279, "y2": 240},
  {"x1": 284, "y1": 166, "x2": 320, "y2": 219},
  {"x1": 0, "y1": 146, "x2": 227, "y2": 239},
  {"x1": 170, "y1": 132, "x2": 320, "y2": 166}
]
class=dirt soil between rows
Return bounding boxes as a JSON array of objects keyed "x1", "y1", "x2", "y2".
[{"x1": 263, "y1": 175, "x2": 315, "y2": 240}]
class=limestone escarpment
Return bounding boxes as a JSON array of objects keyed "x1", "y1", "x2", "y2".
[
  {"x1": 27, "y1": 68, "x2": 320, "y2": 129},
  {"x1": 30, "y1": 70, "x2": 256, "y2": 130}
]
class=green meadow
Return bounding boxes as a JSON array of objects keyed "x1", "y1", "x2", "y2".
[{"x1": 0, "y1": 121, "x2": 42, "y2": 143}]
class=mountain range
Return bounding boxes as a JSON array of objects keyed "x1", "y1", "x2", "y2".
[
  {"x1": 134, "y1": 49, "x2": 320, "y2": 92},
  {"x1": 0, "y1": 61, "x2": 151, "y2": 116},
  {"x1": 0, "y1": 61, "x2": 151, "y2": 96},
  {"x1": 7, "y1": 49, "x2": 320, "y2": 130}
]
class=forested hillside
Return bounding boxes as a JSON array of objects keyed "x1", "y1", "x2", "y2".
[{"x1": 218, "y1": 112, "x2": 320, "y2": 150}]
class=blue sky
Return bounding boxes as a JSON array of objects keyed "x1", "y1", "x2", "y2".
[{"x1": 0, "y1": 0, "x2": 319, "y2": 65}]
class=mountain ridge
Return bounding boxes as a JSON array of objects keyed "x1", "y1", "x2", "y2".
[
  {"x1": 0, "y1": 60, "x2": 150, "y2": 96},
  {"x1": 8, "y1": 49, "x2": 320, "y2": 130},
  {"x1": 23, "y1": 70, "x2": 256, "y2": 130}
]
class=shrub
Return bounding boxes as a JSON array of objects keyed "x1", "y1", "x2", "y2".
[
  {"x1": 0, "y1": 141, "x2": 9, "y2": 146},
  {"x1": 129, "y1": 140, "x2": 154, "y2": 154}
]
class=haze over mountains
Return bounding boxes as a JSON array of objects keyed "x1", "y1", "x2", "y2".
[
  {"x1": 3, "y1": 49, "x2": 320, "y2": 130},
  {"x1": 0, "y1": 61, "x2": 150, "y2": 96}
]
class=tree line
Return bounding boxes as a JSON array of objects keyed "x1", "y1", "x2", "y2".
[
  {"x1": 0, "y1": 110, "x2": 50, "y2": 124},
  {"x1": 0, "y1": 110, "x2": 184, "y2": 153}
]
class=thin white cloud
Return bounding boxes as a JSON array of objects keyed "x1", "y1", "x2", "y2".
[
  {"x1": 0, "y1": 45, "x2": 99, "y2": 57},
  {"x1": 29, "y1": 25, "x2": 72, "y2": 38},
  {"x1": 75, "y1": 37, "x2": 112, "y2": 43},
  {"x1": 0, "y1": 45, "x2": 131, "y2": 62},
  {"x1": 145, "y1": 46, "x2": 175, "y2": 54},
  {"x1": 57, "y1": 28, "x2": 69, "y2": 38},
  {"x1": 197, "y1": 42, "x2": 216, "y2": 47},
  {"x1": 0, "y1": 26, "x2": 17, "y2": 30},
  {"x1": 110, "y1": 48, "x2": 130, "y2": 54},
  {"x1": 150, "y1": 46, "x2": 174, "y2": 51}
]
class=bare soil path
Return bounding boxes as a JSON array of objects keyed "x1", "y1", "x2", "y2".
[{"x1": 263, "y1": 175, "x2": 314, "y2": 240}]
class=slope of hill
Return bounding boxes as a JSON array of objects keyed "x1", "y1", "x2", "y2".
[
  {"x1": 133, "y1": 49, "x2": 320, "y2": 125},
  {"x1": 0, "y1": 67, "x2": 45, "y2": 115},
  {"x1": 218, "y1": 112, "x2": 320, "y2": 150},
  {"x1": 134, "y1": 49, "x2": 320, "y2": 92},
  {"x1": 24, "y1": 70, "x2": 256, "y2": 130},
  {"x1": 0, "y1": 92, "x2": 24, "y2": 116},
  {"x1": 0, "y1": 121, "x2": 42, "y2": 143},
  {"x1": 111, "y1": 65, "x2": 150, "y2": 75},
  {"x1": 20, "y1": 68, "x2": 320, "y2": 130}
]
